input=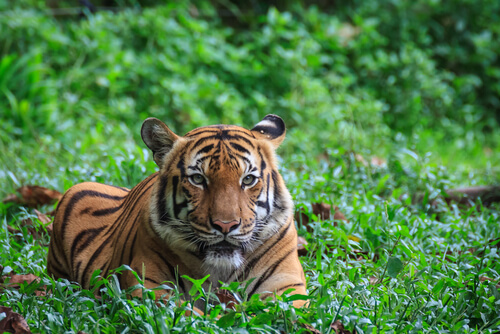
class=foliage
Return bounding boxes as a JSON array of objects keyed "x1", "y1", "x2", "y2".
[{"x1": 0, "y1": 0, "x2": 499, "y2": 333}]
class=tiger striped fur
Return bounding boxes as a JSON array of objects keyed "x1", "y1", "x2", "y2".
[{"x1": 47, "y1": 115, "x2": 307, "y2": 309}]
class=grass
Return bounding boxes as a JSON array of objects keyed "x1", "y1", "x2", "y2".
[
  {"x1": 1, "y1": 148, "x2": 499, "y2": 333},
  {"x1": 1, "y1": 1, "x2": 500, "y2": 333}
]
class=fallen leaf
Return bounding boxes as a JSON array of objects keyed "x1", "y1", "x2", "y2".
[
  {"x1": 45, "y1": 210, "x2": 56, "y2": 217},
  {"x1": 35, "y1": 210, "x2": 53, "y2": 235},
  {"x1": 412, "y1": 185, "x2": 500, "y2": 210},
  {"x1": 370, "y1": 156, "x2": 387, "y2": 167},
  {"x1": 333, "y1": 207, "x2": 348, "y2": 222},
  {"x1": 45, "y1": 223, "x2": 53, "y2": 235},
  {"x1": 297, "y1": 236, "x2": 308, "y2": 256},
  {"x1": 444, "y1": 186, "x2": 500, "y2": 207},
  {"x1": 34, "y1": 209, "x2": 51, "y2": 225},
  {"x1": 350, "y1": 249, "x2": 369, "y2": 261},
  {"x1": 215, "y1": 289, "x2": 237, "y2": 310},
  {"x1": 0, "y1": 306, "x2": 32, "y2": 334},
  {"x1": 369, "y1": 276, "x2": 378, "y2": 285},
  {"x1": 3, "y1": 186, "x2": 62, "y2": 208},
  {"x1": 3, "y1": 274, "x2": 40, "y2": 288},
  {"x1": 8, "y1": 223, "x2": 41, "y2": 242},
  {"x1": 6, "y1": 226, "x2": 18, "y2": 234},
  {"x1": 7, "y1": 209, "x2": 53, "y2": 242},
  {"x1": 331, "y1": 320, "x2": 356, "y2": 334},
  {"x1": 295, "y1": 203, "x2": 348, "y2": 232},
  {"x1": 348, "y1": 235, "x2": 361, "y2": 242},
  {"x1": 311, "y1": 203, "x2": 332, "y2": 220},
  {"x1": 337, "y1": 23, "x2": 361, "y2": 46},
  {"x1": 354, "y1": 153, "x2": 368, "y2": 166},
  {"x1": 1, "y1": 273, "x2": 45, "y2": 297},
  {"x1": 479, "y1": 276, "x2": 500, "y2": 288},
  {"x1": 301, "y1": 323, "x2": 322, "y2": 334}
]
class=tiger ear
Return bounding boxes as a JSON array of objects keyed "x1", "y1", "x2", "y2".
[
  {"x1": 251, "y1": 114, "x2": 286, "y2": 149},
  {"x1": 141, "y1": 118, "x2": 179, "y2": 167}
]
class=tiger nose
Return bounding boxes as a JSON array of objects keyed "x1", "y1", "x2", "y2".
[{"x1": 212, "y1": 220, "x2": 240, "y2": 234}]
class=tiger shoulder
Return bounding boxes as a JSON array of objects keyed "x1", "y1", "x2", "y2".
[{"x1": 47, "y1": 114, "x2": 307, "y2": 309}]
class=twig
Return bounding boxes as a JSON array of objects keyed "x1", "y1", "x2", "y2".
[{"x1": 377, "y1": 234, "x2": 401, "y2": 284}]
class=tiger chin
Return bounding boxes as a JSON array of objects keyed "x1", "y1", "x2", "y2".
[{"x1": 47, "y1": 114, "x2": 307, "y2": 311}]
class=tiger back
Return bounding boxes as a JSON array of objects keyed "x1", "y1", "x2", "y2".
[{"x1": 47, "y1": 115, "x2": 306, "y2": 307}]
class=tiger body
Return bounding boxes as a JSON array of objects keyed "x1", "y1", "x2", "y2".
[{"x1": 47, "y1": 115, "x2": 306, "y2": 307}]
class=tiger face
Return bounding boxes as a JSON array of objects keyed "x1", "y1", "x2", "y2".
[{"x1": 141, "y1": 115, "x2": 293, "y2": 274}]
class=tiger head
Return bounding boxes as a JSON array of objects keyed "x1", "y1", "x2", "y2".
[{"x1": 141, "y1": 115, "x2": 293, "y2": 274}]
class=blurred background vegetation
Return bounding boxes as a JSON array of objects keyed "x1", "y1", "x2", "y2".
[{"x1": 0, "y1": 0, "x2": 499, "y2": 192}]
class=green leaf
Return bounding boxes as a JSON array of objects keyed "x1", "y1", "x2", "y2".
[
  {"x1": 217, "y1": 311, "x2": 236, "y2": 328},
  {"x1": 284, "y1": 294, "x2": 310, "y2": 302},
  {"x1": 251, "y1": 313, "x2": 274, "y2": 326},
  {"x1": 387, "y1": 257, "x2": 404, "y2": 278},
  {"x1": 432, "y1": 278, "x2": 445, "y2": 297}
]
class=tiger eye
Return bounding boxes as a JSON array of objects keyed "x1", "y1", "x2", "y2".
[
  {"x1": 190, "y1": 174, "x2": 205, "y2": 185},
  {"x1": 242, "y1": 175, "x2": 256, "y2": 186}
]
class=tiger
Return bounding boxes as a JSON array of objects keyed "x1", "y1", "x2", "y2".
[{"x1": 47, "y1": 115, "x2": 307, "y2": 311}]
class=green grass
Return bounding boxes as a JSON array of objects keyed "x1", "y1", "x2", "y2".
[
  {"x1": 1, "y1": 1, "x2": 500, "y2": 333},
  {"x1": 2, "y1": 148, "x2": 499, "y2": 333}
]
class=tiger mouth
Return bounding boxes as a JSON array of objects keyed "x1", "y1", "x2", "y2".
[{"x1": 201, "y1": 240, "x2": 241, "y2": 254}]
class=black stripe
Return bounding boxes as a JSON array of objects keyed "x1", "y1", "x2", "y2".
[
  {"x1": 92, "y1": 205, "x2": 122, "y2": 216},
  {"x1": 101, "y1": 191, "x2": 150, "y2": 277},
  {"x1": 259, "y1": 149, "x2": 266, "y2": 173},
  {"x1": 80, "y1": 175, "x2": 157, "y2": 284},
  {"x1": 79, "y1": 207, "x2": 92, "y2": 215},
  {"x1": 61, "y1": 190, "x2": 126, "y2": 238},
  {"x1": 127, "y1": 232, "x2": 138, "y2": 264},
  {"x1": 196, "y1": 144, "x2": 214, "y2": 155},
  {"x1": 48, "y1": 242, "x2": 63, "y2": 268},
  {"x1": 231, "y1": 221, "x2": 292, "y2": 280},
  {"x1": 256, "y1": 201, "x2": 269, "y2": 211},
  {"x1": 119, "y1": 217, "x2": 140, "y2": 266},
  {"x1": 192, "y1": 137, "x2": 213, "y2": 151},
  {"x1": 192, "y1": 133, "x2": 255, "y2": 149},
  {"x1": 185, "y1": 129, "x2": 220, "y2": 137},
  {"x1": 191, "y1": 225, "x2": 215, "y2": 236},
  {"x1": 177, "y1": 273, "x2": 186, "y2": 293},
  {"x1": 182, "y1": 186, "x2": 192, "y2": 200},
  {"x1": 271, "y1": 170, "x2": 284, "y2": 210},
  {"x1": 74, "y1": 260, "x2": 82, "y2": 282},
  {"x1": 176, "y1": 150, "x2": 186, "y2": 177},
  {"x1": 108, "y1": 184, "x2": 131, "y2": 192},
  {"x1": 102, "y1": 179, "x2": 155, "y2": 238},
  {"x1": 172, "y1": 176, "x2": 187, "y2": 218},
  {"x1": 248, "y1": 248, "x2": 295, "y2": 297},
  {"x1": 47, "y1": 261, "x2": 68, "y2": 278},
  {"x1": 229, "y1": 142, "x2": 250, "y2": 154},
  {"x1": 276, "y1": 282, "x2": 304, "y2": 293},
  {"x1": 151, "y1": 249, "x2": 175, "y2": 278},
  {"x1": 186, "y1": 127, "x2": 255, "y2": 140},
  {"x1": 151, "y1": 248, "x2": 186, "y2": 292},
  {"x1": 145, "y1": 277, "x2": 161, "y2": 285},
  {"x1": 265, "y1": 174, "x2": 270, "y2": 214},
  {"x1": 156, "y1": 175, "x2": 169, "y2": 224},
  {"x1": 70, "y1": 226, "x2": 107, "y2": 264},
  {"x1": 256, "y1": 174, "x2": 271, "y2": 213},
  {"x1": 79, "y1": 231, "x2": 114, "y2": 285},
  {"x1": 172, "y1": 176, "x2": 179, "y2": 218}
]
